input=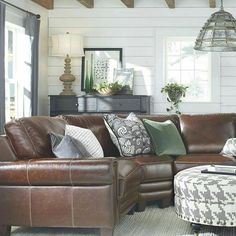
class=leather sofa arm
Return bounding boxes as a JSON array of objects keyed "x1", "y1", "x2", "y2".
[
  {"x1": 0, "y1": 135, "x2": 17, "y2": 161},
  {"x1": 0, "y1": 158, "x2": 117, "y2": 186}
]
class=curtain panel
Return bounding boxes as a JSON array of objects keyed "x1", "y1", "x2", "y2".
[
  {"x1": 0, "y1": 2, "x2": 6, "y2": 134},
  {"x1": 1, "y1": 4, "x2": 40, "y2": 130},
  {"x1": 25, "y1": 15, "x2": 40, "y2": 116}
]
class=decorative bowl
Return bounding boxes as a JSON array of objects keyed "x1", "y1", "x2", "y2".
[{"x1": 97, "y1": 88, "x2": 120, "y2": 96}]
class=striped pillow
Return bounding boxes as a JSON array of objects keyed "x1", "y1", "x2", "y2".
[{"x1": 65, "y1": 124, "x2": 104, "y2": 158}]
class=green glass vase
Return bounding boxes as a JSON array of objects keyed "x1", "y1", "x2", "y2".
[
  {"x1": 85, "y1": 61, "x2": 90, "y2": 94},
  {"x1": 90, "y1": 54, "x2": 94, "y2": 92}
]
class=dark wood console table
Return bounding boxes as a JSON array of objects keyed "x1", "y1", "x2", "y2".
[{"x1": 49, "y1": 95, "x2": 150, "y2": 116}]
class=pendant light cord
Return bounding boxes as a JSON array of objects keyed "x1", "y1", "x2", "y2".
[{"x1": 220, "y1": 0, "x2": 224, "y2": 10}]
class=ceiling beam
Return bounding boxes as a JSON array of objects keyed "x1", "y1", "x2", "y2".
[
  {"x1": 31, "y1": 0, "x2": 54, "y2": 9},
  {"x1": 121, "y1": 0, "x2": 134, "y2": 8},
  {"x1": 209, "y1": 0, "x2": 216, "y2": 8},
  {"x1": 165, "y1": 0, "x2": 175, "y2": 9},
  {"x1": 77, "y1": 0, "x2": 94, "y2": 8}
]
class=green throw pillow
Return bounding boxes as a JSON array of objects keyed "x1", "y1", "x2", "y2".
[{"x1": 143, "y1": 119, "x2": 186, "y2": 156}]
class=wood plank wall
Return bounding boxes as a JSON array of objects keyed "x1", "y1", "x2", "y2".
[{"x1": 48, "y1": 0, "x2": 236, "y2": 114}]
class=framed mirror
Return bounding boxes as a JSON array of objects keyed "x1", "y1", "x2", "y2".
[{"x1": 81, "y1": 48, "x2": 123, "y2": 92}]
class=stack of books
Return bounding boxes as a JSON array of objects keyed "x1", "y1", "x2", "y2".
[{"x1": 201, "y1": 165, "x2": 236, "y2": 176}]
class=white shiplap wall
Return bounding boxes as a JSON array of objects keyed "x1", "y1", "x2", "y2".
[
  {"x1": 48, "y1": 0, "x2": 236, "y2": 114},
  {"x1": 221, "y1": 53, "x2": 236, "y2": 113}
]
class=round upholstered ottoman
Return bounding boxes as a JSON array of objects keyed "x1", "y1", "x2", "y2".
[{"x1": 174, "y1": 165, "x2": 236, "y2": 230}]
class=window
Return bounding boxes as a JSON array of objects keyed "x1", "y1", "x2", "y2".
[
  {"x1": 5, "y1": 22, "x2": 31, "y2": 122},
  {"x1": 165, "y1": 37, "x2": 211, "y2": 102}
]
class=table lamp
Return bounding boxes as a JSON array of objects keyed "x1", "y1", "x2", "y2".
[{"x1": 51, "y1": 32, "x2": 84, "y2": 95}]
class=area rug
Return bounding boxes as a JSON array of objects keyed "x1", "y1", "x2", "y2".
[{"x1": 11, "y1": 205, "x2": 236, "y2": 236}]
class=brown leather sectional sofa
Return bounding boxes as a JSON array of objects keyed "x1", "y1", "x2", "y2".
[{"x1": 0, "y1": 113, "x2": 235, "y2": 236}]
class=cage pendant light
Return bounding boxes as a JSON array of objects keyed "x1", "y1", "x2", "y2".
[{"x1": 194, "y1": 0, "x2": 236, "y2": 52}]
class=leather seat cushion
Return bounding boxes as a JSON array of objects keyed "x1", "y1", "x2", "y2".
[
  {"x1": 128, "y1": 155, "x2": 174, "y2": 183},
  {"x1": 174, "y1": 154, "x2": 235, "y2": 173}
]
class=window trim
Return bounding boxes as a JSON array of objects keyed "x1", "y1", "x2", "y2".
[
  {"x1": 155, "y1": 28, "x2": 220, "y2": 107},
  {"x1": 165, "y1": 36, "x2": 212, "y2": 102}
]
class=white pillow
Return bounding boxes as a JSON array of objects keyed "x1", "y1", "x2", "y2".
[
  {"x1": 65, "y1": 124, "x2": 104, "y2": 158},
  {"x1": 221, "y1": 138, "x2": 236, "y2": 157}
]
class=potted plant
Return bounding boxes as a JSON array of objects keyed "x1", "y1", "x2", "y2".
[
  {"x1": 94, "y1": 81, "x2": 123, "y2": 96},
  {"x1": 161, "y1": 82, "x2": 188, "y2": 114}
]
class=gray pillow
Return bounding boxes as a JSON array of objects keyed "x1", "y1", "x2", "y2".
[
  {"x1": 103, "y1": 113, "x2": 152, "y2": 157},
  {"x1": 221, "y1": 138, "x2": 236, "y2": 157},
  {"x1": 49, "y1": 132, "x2": 90, "y2": 159}
]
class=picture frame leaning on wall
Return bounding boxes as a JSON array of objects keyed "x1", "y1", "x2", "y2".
[{"x1": 81, "y1": 48, "x2": 123, "y2": 93}]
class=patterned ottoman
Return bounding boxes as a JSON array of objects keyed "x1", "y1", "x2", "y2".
[{"x1": 174, "y1": 165, "x2": 236, "y2": 229}]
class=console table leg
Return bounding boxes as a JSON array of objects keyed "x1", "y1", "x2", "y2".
[
  {"x1": 191, "y1": 223, "x2": 201, "y2": 236},
  {"x1": 100, "y1": 228, "x2": 113, "y2": 236},
  {"x1": 0, "y1": 226, "x2": 11, "y2": 236}
]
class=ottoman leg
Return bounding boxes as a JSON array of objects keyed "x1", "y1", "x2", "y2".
[{"x1": 191, "y1": 223, "x2": 201, "y2": 236}]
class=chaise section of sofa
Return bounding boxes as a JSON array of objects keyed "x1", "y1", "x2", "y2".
[
  {"x1": 0, "y1": 116, "x2": 141, "y2": 236},
  {"x1": 1, "y1": 117, "x2": 118, "y2": 236}
]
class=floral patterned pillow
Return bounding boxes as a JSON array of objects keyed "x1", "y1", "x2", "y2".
[{"x1": 103, "y1": 113, "x2": 152, "y2": 157}]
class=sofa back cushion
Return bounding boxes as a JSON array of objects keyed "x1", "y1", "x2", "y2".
[
  {"x1": 4, "y1": 116, "x2": 66, "y2": 160},
  {"x1": 62, "y1": 115, "x2": 120, "y2": 157},
  {"x1": 180, "y1": 114, "x2": 236, "y2": 154},
  {"x1": 138, "y1": 115, "x2": 180, "y2": 130},
  {"x1": 62, "y1": 114, "x2": 179, "y2": 157}
]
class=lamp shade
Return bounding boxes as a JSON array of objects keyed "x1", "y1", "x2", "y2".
[
  {"x1": 51, "y1": 33, "x2": 85, "y2": 57},
  {"x1": 194, "y1": 8, "x2": 236, "y2": 52}
]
